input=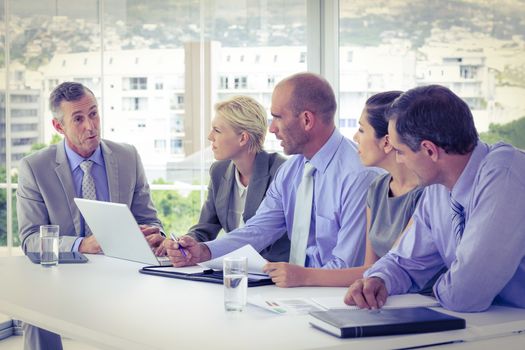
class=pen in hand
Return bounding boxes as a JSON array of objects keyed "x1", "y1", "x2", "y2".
[{"x1": 170, "y1": 233, "x2": 187, "y2": 258}]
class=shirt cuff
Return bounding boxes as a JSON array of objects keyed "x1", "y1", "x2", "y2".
[
  {"x1": 365, "y1": 271, "x2": 392, "y2": 295},
  {"x1": 72, "y1": 237, "x2": 84, "y2": 252},
  {"x1": 204, "y1": 240, "x2": 229, "y2": 260}
]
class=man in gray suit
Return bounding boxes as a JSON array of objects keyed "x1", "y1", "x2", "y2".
[{"x1": 16, "y1": 82, "x2": 164, "y2": 349}]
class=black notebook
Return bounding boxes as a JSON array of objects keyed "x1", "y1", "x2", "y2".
[
  {"x1": 139, "y1": 265, "x2": 274, "y2": 287},
  {"x1": 309, "y1": 307, "x2": 465, "y2": 338}
]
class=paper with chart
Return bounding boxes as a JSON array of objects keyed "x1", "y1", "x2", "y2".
[
  {"x1": 248, "y1": 295, "x2": 325, "y2": 315},
  {"x1": 247, "y1": 293, "x2": 439, "y2": 315},
  {"x1": 312, "y1": 293, "x2": 440, "y2": 310},
  {"x1": 198, "y1": 244, "x2": 269, "y2": 279}
]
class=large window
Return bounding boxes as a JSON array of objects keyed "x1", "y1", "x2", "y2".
[
  {"x1": 339, "y1": 0, "x2": 525, "y2": 144},
  {"x1": 2, "y1": 1, "x2": 524, "y2": 255},
  {"x1": 0, "y1": 0, "x2": 307, "y2": 255}
]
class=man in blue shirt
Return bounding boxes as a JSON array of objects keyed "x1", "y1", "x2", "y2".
[
  {"x1": 165, "y1": 73, "x2": 378, "y2": 286},
  {"x1": 345, "y1": 85, "x2": 525, "y2": 312}
]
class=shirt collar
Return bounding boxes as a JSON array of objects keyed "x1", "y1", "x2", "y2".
[
  {"x1": 451, "y1": 141, "x2": 489, "y2": 207},
  {"x1": 234, "y1": 167, "x2": 247, "y2": 196},
  {"x1": 307, "y1": 128, "x2": 342, "y2": 174},
  {"x1": 64, "y1": 141, "x2": 104, "y2": 171}
]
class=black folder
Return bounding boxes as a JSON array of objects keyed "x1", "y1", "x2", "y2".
[
  {"x1": 139, "y1": 265, "x2": 274, "y2": 287},
  {"x1": 308, "y1": 307, "x2": 466, "y2": 338}
]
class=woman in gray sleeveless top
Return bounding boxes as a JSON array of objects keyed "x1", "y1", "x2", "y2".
[{"x1": 293, "y1": 91, "x2": 422, "y2": 286}]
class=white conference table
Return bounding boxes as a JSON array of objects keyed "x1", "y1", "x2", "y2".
[{"x1": 1, "y1": 255, "x2": 525, "y2": 350}]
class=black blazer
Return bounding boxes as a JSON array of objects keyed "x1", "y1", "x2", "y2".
[{"x1": 187, "y1": 151, "x2": 290, "y2": 262}]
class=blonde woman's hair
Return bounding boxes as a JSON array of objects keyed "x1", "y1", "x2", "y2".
[{"x1": 214, "y1": 95, "x2": 268, "y2": 153}]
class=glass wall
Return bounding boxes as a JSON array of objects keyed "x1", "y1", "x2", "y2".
[
  {"x1": 338, "y1": 0, "x2": 525, "y2": 146},
  {"x1": 0, "y1": 0, "x2": 307, "y2": 253},
  {"x1": 1, "y1": 0, "x2": 7, "y2": 255},
  {"x1": 2, "y1": 0, "x2": 524, "y2": 254}
]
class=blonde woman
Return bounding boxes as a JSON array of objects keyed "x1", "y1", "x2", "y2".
[{"x1": 186, "y1": 96, "x2": 290, "y2": 262}]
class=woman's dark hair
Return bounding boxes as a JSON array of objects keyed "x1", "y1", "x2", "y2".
[{"x1": 365, "y1": 91, "x2": 403, "y2": 139}]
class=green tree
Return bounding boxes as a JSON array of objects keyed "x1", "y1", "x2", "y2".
[
  {"x1": 479, "y1": 116, "x2": 525, "y2": 149},
  {"x1": 29, "y1": 134, "x2": 62, "y2": 154},
  {"x1": 151, "y1": 179, "x2": 203, "y2": 235},
  {"x1": 1, "y1": 135, "x2": 62, "y2": 246},
  {"x1": 0, "y1": 166, "x2": 19, "y2": 246},
  {"x1": 50, "y1": 134, "x2": 62, "y2": 144}
]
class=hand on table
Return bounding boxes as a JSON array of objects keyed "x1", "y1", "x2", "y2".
[
  {"x1": 79, "y1": 235, "x2": 102, "y2": 254},
  {"x1": 344, "y1": 277, "x2": 388, "y2": 309},
  {"x1": 263, "y1": 262, "x2": 307, "y2": 288}
]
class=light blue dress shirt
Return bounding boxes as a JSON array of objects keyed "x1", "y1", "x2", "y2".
[
  {"x1": 205, "y1": 129, "x2": 379, "y2": 268},
  {"x1": 365, "y1": 141, "x2": 525, "y2": 312},
  {"x1": 64, "y1": 142, "x2": 109, "y2": 250}
]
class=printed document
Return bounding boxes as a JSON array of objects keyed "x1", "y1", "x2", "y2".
[{"x1": 198, "y1": 244, "x2": 269, "y2": 279}]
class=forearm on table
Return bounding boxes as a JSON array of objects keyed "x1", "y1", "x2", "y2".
[{"x1": 302, "y1": 265, "x2": 371, "y2": 287}]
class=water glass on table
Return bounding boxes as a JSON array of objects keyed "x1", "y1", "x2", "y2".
[
  {"x1": 223, "y1": 256, "x2": 248, "y2": 312},
  {"x1": 40, "y1": 225, "x2": 59, "y2": 267}
]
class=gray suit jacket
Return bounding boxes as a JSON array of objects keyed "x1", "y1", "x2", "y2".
[
  {"x1": 187, "y1": 151, "x2": 290, "y2": 262},
  {"x1": 17, "y1": 139, "x2": 162, "y2": 253}
]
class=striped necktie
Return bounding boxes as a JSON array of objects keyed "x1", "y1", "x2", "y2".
[{"x1": 450, "y1": 195, "x2": 465, "y2": 244}]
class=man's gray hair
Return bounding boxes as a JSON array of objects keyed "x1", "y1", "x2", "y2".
[{"x1": 49, "y1": 82, "x2": 95, "y2": 122}]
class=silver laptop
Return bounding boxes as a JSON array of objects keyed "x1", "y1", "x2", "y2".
[{"x1": 74, "y1": 198, "x2": 171, "y2": 266}]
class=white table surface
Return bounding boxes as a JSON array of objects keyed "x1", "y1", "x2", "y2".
[{"x1": 1, "y1": 255, "x2": 524, "y2": 350}]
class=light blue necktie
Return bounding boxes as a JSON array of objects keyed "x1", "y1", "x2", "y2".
[{"x1": 289, "y1": 162, "x2": 315, "y2": 266}]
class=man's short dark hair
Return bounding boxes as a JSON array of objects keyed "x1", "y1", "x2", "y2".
[
  {"x1": 284, "y1": 72, "x2": 337, "y2": 124},
  {"x1": 49, "y1": 82, "x2": 95, "y2": 122},
  {"x1": 387, "y1": 85, "x2": 478, "y2": 155}
]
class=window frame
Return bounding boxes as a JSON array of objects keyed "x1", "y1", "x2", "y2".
[{"x1": 0, "y1": 0, "x2": 336, "y2": 255}]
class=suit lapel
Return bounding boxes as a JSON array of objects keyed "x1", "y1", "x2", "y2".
[
  {"x1": 217, "y1": 162, "x2": 235, "y2": 231},
  {"x1": 101, "y1": 141, "x2": 119, "y2": 202},
  {"x1": 54, "y1": 141, "x2": 82, "y2": 235},
  {"x1": 244, "y1": 152, "x2": 271, "y2": 222}
]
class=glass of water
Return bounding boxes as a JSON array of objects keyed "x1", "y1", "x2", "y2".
[
  {"x1": 223, "y1": 256, "x2": 248, "y2": 312},
  {"x1": 40, "y1": 225, "x2": 59, "y2": 267}
]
